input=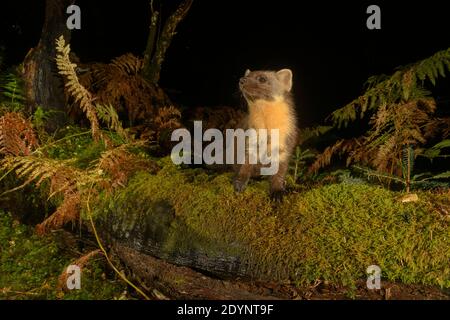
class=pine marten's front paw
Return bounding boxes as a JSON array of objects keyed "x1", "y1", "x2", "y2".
[
  {"x1": 233, "y1": 178, "x2": 248, "y2": 193},
  {"x1": 270, "y1": 189, "x2": 285, "y2": 202}
]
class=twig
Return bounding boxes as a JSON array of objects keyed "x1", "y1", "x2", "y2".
[{"x1": 85, "y1": 182, "x2": 150, "y2": 300}]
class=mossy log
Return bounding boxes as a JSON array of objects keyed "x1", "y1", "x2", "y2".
[
  {"x1": 112, "y1": 242, "x2": 281, "y2": 299},
  {"x1": 100, "y1": 199, "x2": 255, "y2": 280},
  {"x1": 91, "y1": 161, "x2": 450, "y2": 298}
]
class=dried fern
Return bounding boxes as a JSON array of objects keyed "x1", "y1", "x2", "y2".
[
  {"x1": 60, "y1": 40, "x2": 178, "y2": 146},
  {"x1": 1, "y1": 128, "x2": 158, "y2": 234},
  {"x1": 96, "y1": 142, "x2": 155, "y2": 190},
  {"x1": 1, "y1": 156, "x2": 84, "y2": 197},
  {"x1": 78, "y1": 54, "x2": 170, "y2": 126},
  {"x1": 0, "y1": 112, "x2": 39, "y2": 156},
  {"x1": 311, "y1": 48, "x2": 450, "y2": 184},
  {"x1": 152, "y1": 106, "x2": 182, "y2": 138},
  {"x1": 36, "y1": 191, "x2": 81, "y2": 235},
  {"x1": 57, "y1": 249, "x2": 102, "y2": 292},
  {"x1": 95, "y1": 104, "x2": 127, "y2": 140},
  {"x1": 111, "y1": 53, "x2": 143, "y2": 75},
  {"x1": 56, "y1": 36, "x2": 101, "y2": 141},
  {"x1": 309, "y1": 138, "x2": 363, "y2": 174}
]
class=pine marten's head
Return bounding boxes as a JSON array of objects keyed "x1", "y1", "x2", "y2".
[{"x1": 239, "y1": 69, "x2": 293, "y2": 102}]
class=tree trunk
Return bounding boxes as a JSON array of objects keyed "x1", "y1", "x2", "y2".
[
  {"x1": 22, "y1": 0, "x2": 74, "y2": 131},
  {"x1": 142, "y1": 0, "x2": 193, "y2": 84}
]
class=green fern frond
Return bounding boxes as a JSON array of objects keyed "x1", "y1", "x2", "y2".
[
  {"x1": 421, "y1": 139, "x2": 450, "y2": 160},
  {"x1": 0, "y1": 72, "x2": 25, "y2": 112},
  {"x1": 401, "y1": 144, "x2": 414, "y2": 179},
  {"x1": 426, "y1": 171, "x2": 450, "y2": 180},
  {"x1": 353, "y1": 165, "x2": 406, "y2": 185},
  {"x1": 401, "y1": 144, "x2": 414, "y2": 192},
  {"x1": 298, "y1": 125, "x2": 333, "y2": 145},
  {"x1": 331, "y1": 47, "x2": 450, "y2": 128}
]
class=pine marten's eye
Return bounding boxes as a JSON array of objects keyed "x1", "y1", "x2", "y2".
[{"x1": 257, "y1": 76, "x2": 267, "y2": 83}]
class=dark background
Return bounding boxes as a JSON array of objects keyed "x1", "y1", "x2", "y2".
[{"x1": 1, "y1": 0, "x2": 449, "y2": 126}]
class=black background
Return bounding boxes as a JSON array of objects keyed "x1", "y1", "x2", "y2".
[
  {"x1": 1, "y1": 0, "x2": 450, "y2": 126},
  {"x1": 0, "y1": 300, "x2": 447, "y2": 318}
]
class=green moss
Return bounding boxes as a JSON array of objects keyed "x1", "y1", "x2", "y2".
[
  {"x1": 45, "y1": 126, "x2": 94, "y2": 161},
  {"x1": 95, "y1": 160, "x2": 450, "y2": 288},
  {"x1": 0, "y1": 212, "x2": 127, "y2": 300}
]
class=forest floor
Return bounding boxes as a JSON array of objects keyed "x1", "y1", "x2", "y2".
[
  {"x1": 252, "y1": 279, "x2": 450, "y2": 300},
  {"x1": 1, "y1": 210, "x2": 449, "y2": 300},
  {"x1": 0, "y1": 212, "x2": 129, "y2": 300}
]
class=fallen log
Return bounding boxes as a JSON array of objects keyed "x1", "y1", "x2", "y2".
[
  {"x1": 91, "y1": 163, "x2": 450, "y2": 299},
  {"x1": 100, "y1": 198, "x2": 255, "y2": 281},
  {"x1": 112, "y1": 242, "x2": 281, "y2": 300}
]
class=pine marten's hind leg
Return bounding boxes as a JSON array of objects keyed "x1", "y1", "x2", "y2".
[
  {"x1": 233, "y1": 163, "x2": 253, "y2": 193},
  {"x1": 269, "y1": 160, "x2": 289, "y2": 201}
]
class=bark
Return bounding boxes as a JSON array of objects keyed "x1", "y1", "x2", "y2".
[
  {"x1": 99, "y1": 200, "x2": 256, "y2": 281},
  {"x1": 22, "y1": 0, "x2": 74, "y2": 131},
  {"x1": 142, "y1": 0, "x2": 193, "y2": 84},
  {"x1": 113, "y1": 243, "x2": 281, "y2": 300},
  {"x1": 142, "y1": 1, "x2": 160, "y2": 80},
  {"x1": 95, "y1": 199, "x2": 290, "y2": 299}
]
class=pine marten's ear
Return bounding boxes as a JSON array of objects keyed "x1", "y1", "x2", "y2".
[
  {"x1": 276, "y1": 69, "x2": 293, "y2": 92},
  {"x1": 244, "y1": 69, "x2": 251, "y2": 76}
]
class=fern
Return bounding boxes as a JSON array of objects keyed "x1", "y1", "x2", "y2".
[
  {"x1": 0, "y1": 112, "x2": 39, "y2": 156},
  {"x1": 311, "y1": 48, "x2": 450, "y2": 186},
  {"x1": 152, "y1": 106, "x2": 182, "y2": 139},
  {"x1": 95, "y1": 142, "x2": 154, "y2": 190},
  {"x1": 95, "y1": 104, "x2": 127, "y2": 140},
  {"x1": 287, "y1": 146, "x2": 316, "y2": 185},
  {"x1": 79, "y1": 54, "x2": 170, "y2": 127},
  {"x1": 36, "y1": 191, "x2": 81, "y2": 235},
  {"x1": 331, "y1": 47, "x2": 450, "y2": 128},
  {"x1": 309, "y1": 138, "x2": 363, "y2": 174},
  {"x1": 111, "y1": 53, "x2": 143, "y2": 75},
  {"x1": 421, "y1": 139, "x2": 450, "y2": 160},
  {"x1": 401, "y1": 144, "x2": 414, "y2": 193},
  {"x1": 354, "y1": 165, "x2": 450, "y2": 191},
  {"x1": 426, "y1": 171, "x2": 450, "y2": 180},
  {"x1": 55, "y1": 36, "x2": 101, "y2": 141},
  {"x1": 1, "y1": 138, "x2": 155, "y2": 234},
  {"x1": 31, "y1": 106, "x2": 51, "y2": 130},
  {"x1": 313, "y1": 98, "x2": 440, "y2": 178},
  {"x1": 0, "y1": 72, "x2": 26, "y2": 112},
  {"x1": 61, "y1": 41, "x2": 179, "y2": 148},
  {"x1": 1, "y1": 101, "x2": 155, "y2": 235},
  {"x1": 298, "y1": 125, "x2": 333, "y2": 145}
]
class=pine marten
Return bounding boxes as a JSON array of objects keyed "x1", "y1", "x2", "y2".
[{"x1": 233, "y1": 69, "x2": 299, "y2": 200}]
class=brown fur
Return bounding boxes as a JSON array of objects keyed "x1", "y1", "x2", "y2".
[{"x1": 233, "y1": 69, "x2": 299, "y2": 200}]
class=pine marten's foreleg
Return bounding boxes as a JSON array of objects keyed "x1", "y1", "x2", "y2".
[
  {"x1": 269, "y1": 160, "x2": 288, "y2": 200},
  {"x1": 233, "y1": 163, "x2": 253, "y2": 192}
]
